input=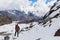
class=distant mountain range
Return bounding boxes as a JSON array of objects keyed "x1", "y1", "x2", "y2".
[{"x1": 0, "y1": 10, "x2": 41, "y2": 23}]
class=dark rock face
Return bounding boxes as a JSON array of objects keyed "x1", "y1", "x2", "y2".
[
  {"x1": 39, "y1": 0, "x2": 60, "y2": 27},
  {"x1": 0, "y1": 15, "x2": 12, "y2": 26},
  {"x1": 54, "y1": 29, "x2": 60, "y2": 36},
  {"x1": 36, "y1": 38, "x2": 40, "y2": 40}
]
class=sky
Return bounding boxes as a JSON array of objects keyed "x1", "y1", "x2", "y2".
[
  {"x1": 29, "y1": 0, "x2": 37, "y2": 3},
  {"x1": 46, "y1": 0, "x2": 52, "y2": 4},
  {"x1": 0, "y1": 0, "x2": 56, "y2": 16},
  {"x1": 29, "y1": 0, "x2": 53, "y2": 4}
]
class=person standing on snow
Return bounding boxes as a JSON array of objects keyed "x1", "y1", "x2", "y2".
[{"x1": 15, "y1": 23, "x2": 20, "y2": 37}]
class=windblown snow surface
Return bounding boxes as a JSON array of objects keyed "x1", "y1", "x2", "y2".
[{"x1": 0, "y1": 17, "x2": 60, "y2": 40}]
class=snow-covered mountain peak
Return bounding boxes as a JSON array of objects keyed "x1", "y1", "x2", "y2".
[{"x1": 43, "y1": 0, "x2": 60, "y2": 18}]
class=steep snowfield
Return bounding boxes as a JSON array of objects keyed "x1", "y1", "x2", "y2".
[{"x1": 0, "y1": 17, "x2": 60, "y2": 40}]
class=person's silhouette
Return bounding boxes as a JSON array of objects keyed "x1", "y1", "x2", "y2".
[{"x1": 15, "y1": 23, "x2": 20, "y2": 37}]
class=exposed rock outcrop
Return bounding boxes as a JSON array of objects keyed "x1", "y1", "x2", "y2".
[
  {"x1": 54, "y1": 29, "x2": 60, "y2": 36},
  {"x1": 0, "y1": 15, "x2": 12, "y2": 26}
]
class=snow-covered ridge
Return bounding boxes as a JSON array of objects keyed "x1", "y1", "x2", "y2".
[{"x1": 0, "y1": 10, "x2": 41, "y2": 23}]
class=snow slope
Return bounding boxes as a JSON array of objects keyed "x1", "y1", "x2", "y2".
[
  {"x1": 0, "y1": 17, "x2": 60, "y2": 40},
  {"x1": 0, "y1": 0, "x2": 60, "y2": 40}
]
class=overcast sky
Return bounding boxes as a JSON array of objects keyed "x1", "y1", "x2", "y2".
[{"x1": 0, "y1": 0, "x2": 56, "y2": 16}]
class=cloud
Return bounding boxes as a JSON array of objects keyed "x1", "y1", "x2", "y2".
[
  {"x1": 31, "y1": 0, "x2": 56, "y2": 16},
  {"x1": 0, "y1": 0, "x2": 31, "y2": 10},
  {"x1": 31, "y1": 0, "x2": 49, "y2": 16},
  {"x1": 47, "y1": 0, "x2": 56, "y2": 8},
  {"x1": 0, "y1": 0, "x2": 56, "y2": 16},
  {"x1": 0, "y1": 0, "x2": 14, "y2": 9}
]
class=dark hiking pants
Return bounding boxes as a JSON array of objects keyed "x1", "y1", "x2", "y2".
[{"x1": 15, "y1": 31, "x2": 19, "y2": 37}]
